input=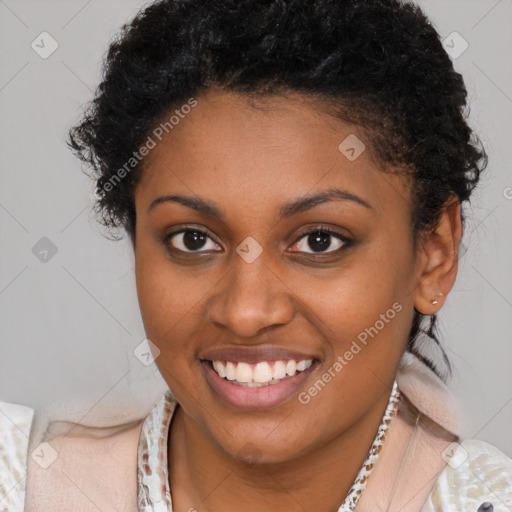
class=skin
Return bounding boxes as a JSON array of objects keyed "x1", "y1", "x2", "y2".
[{"x1": 132, "y1": 89, "x2": 461, "y2": 512}]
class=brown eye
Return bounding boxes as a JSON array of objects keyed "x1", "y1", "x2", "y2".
[
  {"x1": 164, "y1": 229, "x2": 220, "y2": 253},
  {"x1": 290, "y1": 228, "x2": 351, "y2": 254}
]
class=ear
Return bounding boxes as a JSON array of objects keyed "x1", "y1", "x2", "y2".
[{"x1": 414, "y1": 194, "x2": 462, "y2": 315}]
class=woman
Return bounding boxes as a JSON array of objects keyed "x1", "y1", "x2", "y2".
[{"x1": 1, "y1": 0, "x2": 511, "y2": 510}]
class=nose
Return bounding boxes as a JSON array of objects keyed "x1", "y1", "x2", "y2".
[{"x1": 206, "y1": 253, "x2": 295, "y2": 338}]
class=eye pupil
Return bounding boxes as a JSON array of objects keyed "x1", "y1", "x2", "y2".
[
  {"x1": 183, "y1": 230, "x2": 207, "y2": 250},
  {"x1": 308, "y1": 231, "x2": 330, "y2": 252}
]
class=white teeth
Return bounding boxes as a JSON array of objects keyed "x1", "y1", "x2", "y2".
[
  {"x1": 296, "y1": 360, "x2": 307, "y2": 371},
  {"x1": 253, "y1": 362, "x2": 273, "y2": 383},
  {"x1": 209, "y1": 359, "x2": 313, "y2": 385},
  {"x1": 285, "y1": 360, "x2": 297, "y2": 376},
  {"x1": 225, "y1": 361, "x2": 236, "y2": 381},
  {"x1": 273, "y1": 360, "x2": 286, "y2": 379},
  {"x1": 235, "y1": 362, "x2": 253, "y2": 383},
  {"x1": 241, "y1": 381, "x2": 273, "y2": 388},
  {"x1": 212, "y1": 361, "x2": 226, "y2": 378}
]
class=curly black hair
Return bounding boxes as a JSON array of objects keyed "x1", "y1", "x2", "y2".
[{"x1": 68, "y1": 0, "x2": 487, "y2": 379}]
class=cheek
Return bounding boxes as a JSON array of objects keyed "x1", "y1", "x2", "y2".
[
  {"x1": 296, "y1": 254, "x2": 410, "y2": 339},
  {"x1": 288, "y1": 248, "x2": 414, "y2": 392},
  {"x1": 288, "y1": 266, "x2": 410, "y2": 432},
  {"x1": 134, "y1": 235, "x2": 204, "y2": 356}
]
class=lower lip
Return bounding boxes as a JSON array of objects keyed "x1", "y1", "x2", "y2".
[{"x1": 201, "y1": 360, "x2": 318, "y2": 409}]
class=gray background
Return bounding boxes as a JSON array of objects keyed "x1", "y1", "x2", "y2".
[{"x1": 1, "y1": 0, "x2": 511, "y2": 456}]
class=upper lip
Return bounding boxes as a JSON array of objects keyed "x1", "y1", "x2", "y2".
[{"x1": 199, "y1": 344, "x2": 319, "y2": 364}]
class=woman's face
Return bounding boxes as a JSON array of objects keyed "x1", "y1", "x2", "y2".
[{"x1": 133, "y1": 90, "x2": 424, "y2": 463}]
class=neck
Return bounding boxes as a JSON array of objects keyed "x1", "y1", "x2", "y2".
[{"x1": 168, "y1": 388, "x2": 394, "y2": 512}]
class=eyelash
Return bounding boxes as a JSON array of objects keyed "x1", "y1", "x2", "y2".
[
  {"x1": 288, "y1": 226, "x2": 352, "y2": 255},
  {"x1": 162, "y1": 224, "x2": 353, "y2": 257}
]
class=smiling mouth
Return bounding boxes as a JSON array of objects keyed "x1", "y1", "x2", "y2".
[{"x1": 203, "y1": 359, "x2": 314, "y2": 387}]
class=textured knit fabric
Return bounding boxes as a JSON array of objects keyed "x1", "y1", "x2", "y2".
[
  {"x1": 421, "y1": 439, "x2": 512, "y2": 511},
  {"x1": 0, "y1": 401, "x2": 34, "y2": 511},
  {"x1": 3, "y1": 350, "x2": 512, "y2": 511},
  {"x1": 133, "y1": 388, "x2": 512, "y2": 512},
  {"x1": 137, "y1": 382, "x2": 401, "y2": 512}
]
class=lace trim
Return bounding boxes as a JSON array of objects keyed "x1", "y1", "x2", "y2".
[{"x1": 137, "y1": 382, "x2": 400, "y2": 512}]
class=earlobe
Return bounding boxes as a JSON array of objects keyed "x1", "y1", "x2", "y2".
[
  {"x1": 431, "y1": 292, "x2": 444, "y2": 305},
  {"x1": 414, "y1": 196, "x2": 462, "y2": 315}
]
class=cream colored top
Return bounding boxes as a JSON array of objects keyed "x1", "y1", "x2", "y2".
[
  {"x1": 2, "y1": 352, "x2": 512, "y2": 511},
  {"x1": 2, "y1": 395, "x2": 512, "y2": 511},
  {"x1": 0, "y1": 401, "x2": 33, "y2": 511}
]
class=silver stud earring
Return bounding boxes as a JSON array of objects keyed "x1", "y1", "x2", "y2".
[{"x1": 431, "y1": 292, "x2": 444, "y2": 305}]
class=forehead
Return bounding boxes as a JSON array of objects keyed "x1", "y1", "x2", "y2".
[{"x1": 135, "y1": 90, "x2": 412, "y2": 218}]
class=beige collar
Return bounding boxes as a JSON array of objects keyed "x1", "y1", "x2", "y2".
[{"x1": 24, "y1": 351, "x2": 461, "y2": 511}]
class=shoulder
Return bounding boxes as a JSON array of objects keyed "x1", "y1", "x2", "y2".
[
  {"x1": 423, "y1": 438, "x2": 512, "y2": 511},
  {"x1": 0, "y1": 399, "x2": 35, "y2": 511},
  {"x1": 23, "y1": 398, "x2": 148, "y2": 511}
]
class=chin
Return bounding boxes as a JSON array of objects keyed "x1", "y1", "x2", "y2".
[{"x1": 211, "y1": 423, "x2": 311, "y2": 466}]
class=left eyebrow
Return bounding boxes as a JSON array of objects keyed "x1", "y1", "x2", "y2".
[
  {"x1": 278, "y1": 188, "x2": 372, "y2": 219},
  {"x1": 147, "y1": 187, "x2": 372, "y2": 219}
]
